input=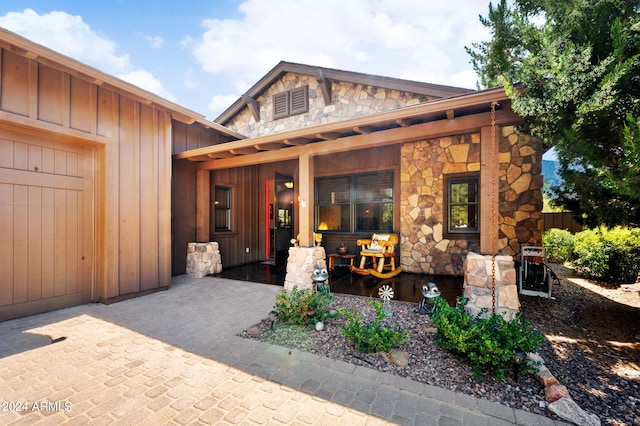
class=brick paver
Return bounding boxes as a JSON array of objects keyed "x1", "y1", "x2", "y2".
[{"x1": 0, "y1": 276, "x2": 569, "y2": 425}]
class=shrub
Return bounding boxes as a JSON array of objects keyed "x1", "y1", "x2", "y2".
[
  {"x1": 430, "y1": 297, "x2": 544, "y2": 379},
  {"x1": 573, "y1": 227, "x2": 640, "y2": 284},
  {"x1": 273, "y1": 287, "x2": 334, "y2": 327},
  {"x1": 542, "y1": 228, "x2": 575, "y2": 263},
  {"x1": 337, "y1": 300, "x2": 410, "y2": 353}
]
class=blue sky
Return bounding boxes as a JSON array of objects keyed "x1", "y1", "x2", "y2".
[{"x1": 0, "y1": 1, "x2": 501, "y2": 122}]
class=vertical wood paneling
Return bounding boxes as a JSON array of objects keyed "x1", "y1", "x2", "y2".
[
  {"x1": 97, "y1": 87, "x2": 114, "y2": 138},
  {"x1": 139, "y1": 104, "x2": 159, "y2": 290},
  {"x1": 118, "y1": 97, "x2": 140, "y2": 295},
  {"x1": 41, "y1": 187, "x2": 55, "y2": 299},
  {"x1": 70, "y1": 76, "x2": 92, "y2": 132},
  {"x1": 27, "y1": 186, "x2": 42, "y2": 301},
  {"x1": 0, "y1": 50, "x2": 29, "y2": 116},
  {"x1": 54, "y1": 187, "x2": 67, "y2": 296},
  {"x1": 0, "y1": 138, "x2": 13, "y2": 168},
  {"x1": 157, "y1": 111, "x2": 172, "y2": 286},
  {"x1": 14, "y1": 142, "x2": 28, "y2": 170},
  {"x1": 0, "y1": 183, "x2": 14, "y2": 306},
  {"x1": 13, "y1": 185, "x2": 28, "y2": 303},
  {"x1": 37, "y1": 65, "x2": 64, "y2": 125}
]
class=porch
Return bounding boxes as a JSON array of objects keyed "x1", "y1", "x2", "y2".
[{"x1": 215, "y1": 262, "x2": 463, "y2": 305}]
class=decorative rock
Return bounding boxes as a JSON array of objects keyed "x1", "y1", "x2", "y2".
[
  {"x1": 387, "y1": 349, "x2": 410, "y2": 367},
  {"x1": 535, "y1": 366, "x2": 559, "y2": 387},
  {"x1": 315, "y1": 321, "x2": 325, "y2": 331},
  {"x1": 548, "y1": 397, "x2": 601, "y2": 426},
  {"x1": 545, "y1": 383, "x2": 570, "y2": 403},
  {"x1": 248, "y1": 327, "x2": 262, "y2": 337}
]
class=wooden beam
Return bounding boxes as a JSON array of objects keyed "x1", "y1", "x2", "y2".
[
  {"x1": 396, "y1": 118, "x2": 410, "y2": 127},
  {"x1": 315, "y1": 132, "x2": 341, "y2": 141},
  {"x1": 242, "y1": 94, "x2": 260, "y2": 122},
  {"x1": 283, "y1": 138, "x2": 312, "y2": 146},
  {"x1": 480, "y1": 125, "x2": 499, "y2": 255},
  {"x1": 196, "y1": 170, "x2": 210, "y2": 242},
  {"x1": 353, "y1": 126, "x2": 373, "y2": 134},
  {"x1": 446, "y1": 109, "x2": 455, "y2": 120},
  {"x1": 195, "y1": 109, "x2": 521, "y2": 171},
  {"x1": 254, "y1": 142, "x2": 287, "y2": 151},
  {"x1": 316, "y1": 69, "x2": 332, "y2": 105},
  {"x1": 229, "y1": 147, "x2": 258, "y2": 155}
]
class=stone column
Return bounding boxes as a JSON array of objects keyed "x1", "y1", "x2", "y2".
[
  {"x1": 463, "y1": 252, "x2": 520, "y2": 321},
  {"x1": 186, "y1": 242, "x2": 222, "y2": 278},
  {"x1": 284, "y1": 246, "x2": 326, "y2": 291}
]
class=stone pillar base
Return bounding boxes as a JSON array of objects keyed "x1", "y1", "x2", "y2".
[
  {"x1": 186, "y1": 242, "x2": 222, "y2": 278},
  {"x1": 284, "y1": 246, "x2": 326, "y2": 291},
  {"x1": 463, "y1": 252, "x2": 519, "y2": 321}
]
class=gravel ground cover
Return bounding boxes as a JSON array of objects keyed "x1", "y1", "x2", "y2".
[{"x1": 240, "y1": 263, "x2": 640, "y2": 425}]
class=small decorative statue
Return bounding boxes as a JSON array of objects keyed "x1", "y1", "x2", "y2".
[
  {"x1": 378, "y1": 284, "x2": 394, "y2": 317},
  {"x1": 311, "y1": 264, "x2": 330, "y2": 294},
  {"x1": 417, "y1": 282, "x2": 441, "y2": 315}
]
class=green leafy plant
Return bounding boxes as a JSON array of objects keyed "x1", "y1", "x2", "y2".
[
  {"x1": 273, "y1": 286, "x2": 334, "y2": 327},
  {"x1": 336, "y1": 300, "x2": 409, "y2": 353},
  {"x1": 431, "y1": 297, "x2": 544, "y2": 379},
  {"x1": 542, "y1": 228, "x2": 575, "y2": 264},
  {"x1": 572, "y1": 226, "x2": 640, "y2": 284}
]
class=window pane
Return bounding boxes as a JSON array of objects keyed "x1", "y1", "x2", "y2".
[
  {"x1": 355, "y1": 172, "x2": 393, "y2": 202},
  {"x1": 214, "y1": 186, "x2": 231, "y2": 232},
  {"x1": 448, "y1": 177, "x2": 479, "y2": 233},
  {"x1": 356, "y1": 203, "x2": 393, "y2": 232},
  {"x1": 317, "y1": 176, "x2": 350, "y2": 204},
  {"x1": 318, "y1": 204, "x2": 350, "y2": 231}
]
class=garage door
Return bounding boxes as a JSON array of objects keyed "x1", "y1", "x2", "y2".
[{"x1": 0, "y1": 131, "x2": 94, "y2": 321}]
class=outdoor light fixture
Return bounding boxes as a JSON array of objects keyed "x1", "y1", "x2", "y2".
[
  {"x1": 417, "y1": 282, "x2": 441, "y2": 315},
  {"x1": 513, "y1": 348, "x2": 527, "y2": 382},
  {"x1": 268, "y1": 310, "x2": 278, "y2": 330},
  {"x1": 318, "y1": 222, "x2": 329, "y2": 230},
  {"x1": 284, "y1": 181, "x2": 294, "y2": 189}
]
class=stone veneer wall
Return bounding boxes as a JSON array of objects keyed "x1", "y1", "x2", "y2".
[
  {"x1": 186, "y1": 242, "x2": 222, "y2": 278},
  {"x1": 284, "y1": 246, "x2": 326, "y2": 291},
  {"x1": 463, "y1": 252, "x2": 520, "y2": 321},
  {"x1": 226, "y1": 73, "x2": 435, "y2": 138},
  {"x1": 400, "y1": 126, "x2": 543, "y2": 275}
]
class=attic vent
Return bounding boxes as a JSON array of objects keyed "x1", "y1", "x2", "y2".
[{"x1": 272, "y1": 85, "x2": 309, "y2": 120}]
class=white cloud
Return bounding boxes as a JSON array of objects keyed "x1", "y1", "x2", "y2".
[
  {"x1": 118, "y1": 70, "x2": 177, "y2": 103},
  {"x1": 188, "y1": 0, "x2": 490, "y2": 91},
  {"x1": 144, "y1": 34, "x2": 164, "y2": 49},
  {"x1": 208, "y1": 94, "x2": 241, "y2": 115},
  {"x1": 0, "y1": 8, "x2": 130, "y2": 73}
]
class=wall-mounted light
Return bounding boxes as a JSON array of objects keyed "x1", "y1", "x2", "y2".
[
  {"x1": 318, "y1": 222, "x2": 329, "y2": 230},
  {"x1": 284, "y1": 181, "x2": 294, "y2": 189}
]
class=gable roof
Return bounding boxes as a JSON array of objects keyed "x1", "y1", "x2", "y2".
[{"x1": 214, "y1": 61, "x2": 475, "y2": 125}]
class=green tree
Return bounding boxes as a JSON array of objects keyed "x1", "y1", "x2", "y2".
[{"x1": 467, "y1": 0, "x2": 640, "y2": 227}]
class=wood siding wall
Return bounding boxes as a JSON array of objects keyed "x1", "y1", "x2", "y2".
[
  {"x1": 543, "y1": 212, "x2": 584, "y2": 234},
  {"x1": 0, "y1": 47, "x2": 172, "y2": 318}
]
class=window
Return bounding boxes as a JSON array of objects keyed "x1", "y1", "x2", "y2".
[
  {"x1": 445, "y1": 174, "x2": 479, "y2": 236},
  {"x1": 273, "y1": 86, "x2": 309, "y2": 119},
  {"x1": 316, "y1": 171, "x2": 394, "y2": 233},
  {"x1": 214, "y1": 186, "x2": 232, "y2": 232}
]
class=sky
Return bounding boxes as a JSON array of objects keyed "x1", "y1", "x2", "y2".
[{"x1": 0, "y1": 0, "x2": 501, "y2": 122}]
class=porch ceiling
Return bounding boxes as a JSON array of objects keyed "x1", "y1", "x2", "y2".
[{"x1": 174, "y1": 87, "x2": 521, "y2": 169}]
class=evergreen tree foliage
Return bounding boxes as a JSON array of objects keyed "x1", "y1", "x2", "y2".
[{"x1": 467, "y1": 0, "x2": 640, "y2": 226}]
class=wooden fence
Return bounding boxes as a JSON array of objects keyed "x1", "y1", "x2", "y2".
[{"x1": 543, "y1": 212, "x2": 584, "y2": 234}]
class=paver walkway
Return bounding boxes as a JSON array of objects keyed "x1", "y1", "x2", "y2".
[{"x1": 0, "y1": 276, "x2": 569, "y2": 425}]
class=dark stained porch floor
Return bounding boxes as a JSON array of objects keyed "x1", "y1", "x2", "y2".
[{"x1": 215, "y1": 262, "x2": 463, "y2": 305}]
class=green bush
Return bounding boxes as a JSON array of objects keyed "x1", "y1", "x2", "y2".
[
  {"x1": 542, "y1": 228, "x2": 575, "y2": 263},
  {"x1": 573, "y1": 227, "x2": 640, "y2": 284},
  {"x1": 337, "y1": 300, "x2": 410, "y2": 353},
  {"x1": 273, "y1": 286, "x2": 334, "y2": 327},
  {"x1": 430, "y1": 297, "x2": 544, "y2": 380}
]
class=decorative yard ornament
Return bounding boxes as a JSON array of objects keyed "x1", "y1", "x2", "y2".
[
  {"x1": 378, "y1": 284, "x2": 394, "y2": 317},
  {"x1": 311, "y1": 264, "x2": 329, "y2": 294},
  {"x1": 417, "y1": 282, "x2": 440, "y2": 315}
]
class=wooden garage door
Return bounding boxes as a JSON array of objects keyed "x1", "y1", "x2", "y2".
[{"x1": 0, "y1": 132, "x2": 94, "y2": 321}]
